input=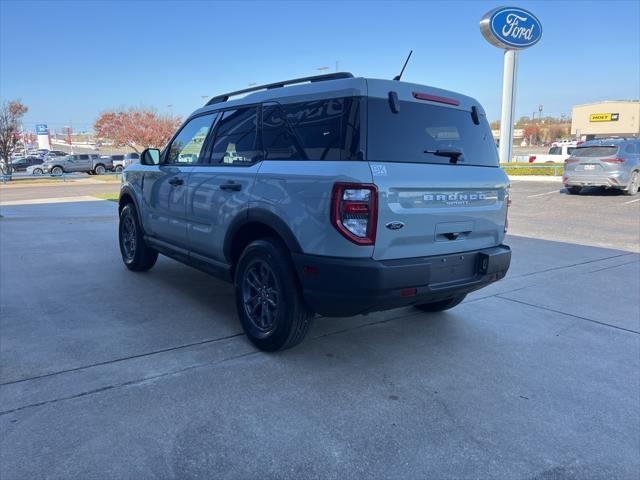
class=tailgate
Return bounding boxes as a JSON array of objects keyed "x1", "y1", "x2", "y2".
[{"x1": 370, "y1": 162, "x2": 509, "y2": 260}]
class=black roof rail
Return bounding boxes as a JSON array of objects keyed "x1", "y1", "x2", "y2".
[{"x1": 205, "y1": 72, "x2": 354, "y2": 106}]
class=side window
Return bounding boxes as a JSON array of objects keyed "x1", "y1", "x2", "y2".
[
  {"x1": 79, "y1": 155, "x2": 89, "y2": 160},
  {"x1": 549, "y1": 147, "x2": 561, "y2": 155},
  {"x1": 567, "y1": 147, "x2": 576, "y2": 155},
  {"x1": 262, "y1": 104, "x2": 306, "y2": 160},
  {"x1": 210, "y1": 107, "x2": 260, "y2": 165},
  {"x1": 166, "y1": 114, "x2": 216, "y2": 164},
  {"x1": 281, "y1": 97, "x2": 361, "y2": 160}
]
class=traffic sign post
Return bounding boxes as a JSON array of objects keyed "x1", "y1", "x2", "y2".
[{"x1": 480, "y1": 7, "x2": 542, "y2": 163}]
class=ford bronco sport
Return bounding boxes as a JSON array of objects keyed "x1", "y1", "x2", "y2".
[{"x1": 118, "y1": 73, "x2": 511, "y2": 351}]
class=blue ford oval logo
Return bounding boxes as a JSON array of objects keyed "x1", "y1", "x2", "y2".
[
  {"x1": 385, "y1": 221, "x2": 405, "y2": 231},
  {"x1": 480, "y1": 7, "x2": 542, "y2": 50}
]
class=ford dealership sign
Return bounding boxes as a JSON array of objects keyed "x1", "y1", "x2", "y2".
[{"x1": 480, "y1": 6, "x2": 542, "y2": 49}]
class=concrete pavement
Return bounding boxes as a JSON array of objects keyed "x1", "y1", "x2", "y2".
[{"x1": 0, "y1": 184, "x2": 639, "y2": 479}]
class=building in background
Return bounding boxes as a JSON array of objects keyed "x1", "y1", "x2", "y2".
[{"x1": 571, "y1": 100, "x2": 639, "y2": 140}]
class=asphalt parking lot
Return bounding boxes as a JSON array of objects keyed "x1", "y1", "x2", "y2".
[{"x1": 1, "y1": 180, "x2": 639, "y2": 479}]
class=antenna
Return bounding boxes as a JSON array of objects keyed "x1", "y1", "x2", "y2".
[{"x1": 393, "y1": 50, "x2": 413, "y2": 81}]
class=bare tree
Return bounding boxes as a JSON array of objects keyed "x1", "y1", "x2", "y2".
[{"x1": 0, "y1": 100, "x2": 28, "y2": 175}]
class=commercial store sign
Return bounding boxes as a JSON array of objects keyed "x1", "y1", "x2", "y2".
[
  {"x1": 480, "y1": 7, "x2": 543, "y2": 49},
  {"x1": 589, "y1": 113, "x2": 619, "y2": 122}
]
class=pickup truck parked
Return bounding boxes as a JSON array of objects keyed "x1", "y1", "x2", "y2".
[
  {"x1": 40, "y1": 154, "x2": 113, "y2": 175},
  {"x1": 515, "y1": 144, "x2": 577, "y2": 164},
  {"x1": 109, "y1": 153, "x2": 140, "y2": 172}
]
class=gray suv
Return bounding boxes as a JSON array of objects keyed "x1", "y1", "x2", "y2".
[
  {"x1": 118, "y1": 73, "x2": 512, "y2": 351},
  {"x1": 563, "y1": 138, "x2": 640, "y2": 195}
]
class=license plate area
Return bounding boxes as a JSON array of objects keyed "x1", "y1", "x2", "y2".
[{"x1": 430, "y1": 253, "x2": 477, "y2": 285}]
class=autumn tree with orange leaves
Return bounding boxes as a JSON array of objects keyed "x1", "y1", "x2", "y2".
[{"x1": 94, "y1": 108, "x2": 181, "y2": 153}]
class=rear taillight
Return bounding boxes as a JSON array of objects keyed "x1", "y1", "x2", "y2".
[
  {"x1": 528, "y1": 155, "x2": 536, "y2": 163},
  {"x1": 602, "y1": 158, "x2": 625, "y2": 163},
  {"x1": 565, "y1": 157, "x2": 578, "y2": 164},
  {"x1": 331, "y1": 183, "x2": 378, "y2": 245}
]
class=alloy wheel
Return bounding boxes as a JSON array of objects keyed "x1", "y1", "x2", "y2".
[
  {"x1": 241, "y1": 259, "x2": 280, "y2": 332},
  {"x1": 121, "y1": 214, "x2": 137, "y2": 261}
]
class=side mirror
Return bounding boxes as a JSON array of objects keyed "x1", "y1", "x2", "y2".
[{"x1": 141, "y1": 148, "x2": 160, "y2": 166}]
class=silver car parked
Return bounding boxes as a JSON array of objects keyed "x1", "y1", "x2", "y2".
[{"x1": 563, "y1": 138, "x2": 640, "y2": 195}]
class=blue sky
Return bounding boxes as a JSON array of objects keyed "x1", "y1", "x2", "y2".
[{"x1": 1, "y1": 0, "x2": 638, "y2": 133}]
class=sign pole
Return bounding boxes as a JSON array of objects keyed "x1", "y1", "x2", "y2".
[
  {"x1": 499, "y1": 49, "x2": 518, "y2": 164},
  {"x1": 480, "y1": 6, "x2": 542, "y2": 163}
]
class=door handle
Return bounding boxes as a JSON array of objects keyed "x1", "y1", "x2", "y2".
[
  {"x1": 168, "y1": 177, "x2": 184, "y2": 186},
  {"x1": 219, "y1": 181, "x2": 241, "y2": 192}
]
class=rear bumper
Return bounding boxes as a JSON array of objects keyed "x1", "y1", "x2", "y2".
[
  {"x1": 291, "y1": 245, "x2": 511, "y2": 317},
  {"x1": 564, "y1": 171, "x2": 627, "y2": 188}
]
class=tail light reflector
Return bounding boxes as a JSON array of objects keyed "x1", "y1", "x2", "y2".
[
  {"x1": 528, "y1": 155, "x2": 536, "y2": 163},
  {"x1": 602, "y1": 158, "x2": 624, "y2": 163},
  {"x1": 331, "y1": 183, "x2": 378, "y2": 245}
]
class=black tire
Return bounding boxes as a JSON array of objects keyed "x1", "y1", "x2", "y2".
[
  {"x1": 566, "y1": 186, "x2": 582, "y2": 195},
  {"x1": 94, "y1": 164, "x2": 106, "y2": 175},
  {"x1": 87, "y1": 171, "x2": 95, "y2": 176},
  {"x1": 624, "y1": 171, "x2": 639, "y2": 196},
  {"x1": 115, "y1": 165, "x2": 123, "y2": 173},
  {"x1": 234, "y1": 238, "x2": 314, "y2": 351},
  {"x1": 414, "y1": 294, "x2": 466, "y2": 313},
  {"x1": 119, "y1": 203, "x2": 158, "y2": 271},
  {"x1": 33, "y1": 168, "x2": 43, "y2": 175},
  {"x1": 51, "y1": 166, "x2": 63, "y2": 176}
]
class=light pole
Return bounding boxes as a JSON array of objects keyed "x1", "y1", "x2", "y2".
[
  {"x1": 167, "y1": 104, "x2": 173, "y2": 117},
  {"x1": 538, "y1": 104, "x2": 543, "y2": 124}
]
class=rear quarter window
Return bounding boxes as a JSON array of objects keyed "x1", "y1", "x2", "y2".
[{"x1": 278, "y1": 97, "x2": 362, "y2": 161}]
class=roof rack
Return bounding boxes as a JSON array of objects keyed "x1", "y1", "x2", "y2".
[{"x1": 205, "y1": 72, "x2": 354, "y2": 106}]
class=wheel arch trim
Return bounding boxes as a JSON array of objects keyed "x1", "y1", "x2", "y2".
[{"x1": 223, "y1": 208, "x2": 303, "y2": 264}]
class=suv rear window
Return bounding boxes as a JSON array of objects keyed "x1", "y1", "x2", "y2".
[
  {"x1": 367, "y1": 98, "x2": 499, "y2": 167},
  {"x1": 574, "y1": 146, "x2": 618, "y2": 157}
]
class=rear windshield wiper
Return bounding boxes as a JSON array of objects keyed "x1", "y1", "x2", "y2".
[{"x1": 424, "y1": 148, "x2": 464, "y2": 164}]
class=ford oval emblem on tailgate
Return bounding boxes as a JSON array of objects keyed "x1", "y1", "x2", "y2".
[{"x1": 385, "y1": 221, "x2": 405, "y2": 230}]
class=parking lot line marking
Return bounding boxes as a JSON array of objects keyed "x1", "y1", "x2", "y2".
[
  {"x1": 623, "y1": 198, "x2": 640, "y2": 205},
  {"x1": 527, "y1": 190, "x2": 560, "y2": 198}
]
